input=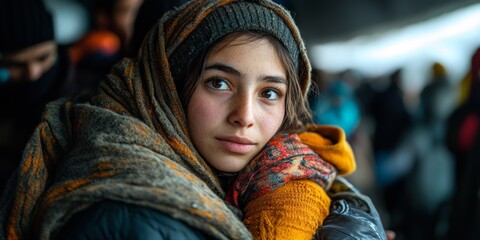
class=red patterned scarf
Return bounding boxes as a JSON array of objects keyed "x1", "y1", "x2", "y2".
[{"x1": 226, "y1": 133, "x2": 337, "y2": 209}]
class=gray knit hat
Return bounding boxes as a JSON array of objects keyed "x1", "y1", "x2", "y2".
[
  {"x1": 167, "y1": 0, "x2": 311, "y2": 96},
  {"x1": 0, "y1": 0, "x2": 55, "y2": 55}
]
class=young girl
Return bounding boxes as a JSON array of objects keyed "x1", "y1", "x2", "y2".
[{"x1": 0, "y1": 0, "x2": 357, "y2": 239}]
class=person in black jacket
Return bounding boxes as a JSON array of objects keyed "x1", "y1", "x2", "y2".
[
  {"x1": 445, "y1": 47, "x2": 480, "y2": 240},
  {"x1": 0, "y1": 0, "x2": 74, "y2": 194}
]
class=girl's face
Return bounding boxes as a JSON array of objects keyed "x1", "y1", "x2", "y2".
[{"x1": 187, "y1": 35, "x2": 287, "y2": 172}]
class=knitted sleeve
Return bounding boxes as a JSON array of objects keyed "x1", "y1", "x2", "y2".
[{"x1": 243, "y1": 179, "x2": 330, "y2": 240}]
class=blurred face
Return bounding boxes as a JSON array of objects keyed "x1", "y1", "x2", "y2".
[
  {"x1": 112, "y1": 0, "x2": 143, "y2": 46},
  {"x1": 0, "y1": 41, "x2": 57, "y2": 83},
  {"x1": 187, "y1": 35, "x2": 287, "y2": 172}
]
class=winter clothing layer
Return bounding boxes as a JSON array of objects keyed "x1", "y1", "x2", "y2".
[
  {"x1": 299, "y1": 125, "x2": 356, "y2": 176},
  {"x1": 236, "y1": 126, "x2": 356, "y2": 239},
  {"x1": 49, "y1": 125, "x2": 354, "y2": 240},
  {"x1": 0, "y1": 90, "x2": 250, "y2": 239},
  {"x1": 244, "y1": 180, "x2": 331, "y2": 239},
  {"x1": 226, "y1": 125, "x2": 356, "y2": 209},
  {"x1": 226, "y1": 130, "x2": 339, "y2": 209},
  {"x1": 316, "y1": 177, "x2": 388, "y2": 240},
  {"x1": 160, "y1": 0, "x2": 312, "y2": 96},
  {"x1": 55, "y1": 200, "x2": 208, "y2": 240}
]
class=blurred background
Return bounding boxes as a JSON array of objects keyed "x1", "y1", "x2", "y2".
[
  {"x1": 294, "y1": 0, "x2": 480, "y2": 93},
  {"x1": 33, "y1": 0, "x2": 480, "y2": 239},
  {"x1": 44, "y1": 0, "x2": 480, "y2": 92}
]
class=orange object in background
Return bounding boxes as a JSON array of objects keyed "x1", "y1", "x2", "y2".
[{"x1": 69, "y1": 30, "x2": 120, "y2": 64}]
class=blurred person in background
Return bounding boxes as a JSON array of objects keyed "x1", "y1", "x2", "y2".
[
  {"x1": 361, "y1": 69, "x2": 414, "y2": 239},
  {"x1": 78, "y1": 0, "x2": 144, "y2": 55},
  {"x1": 446, "y1": 47, "x2": 480, "y2": 240},
  {"x1": 370, "y1": 69, "x2": 413, "y2": 175},
  {"x1": 68, "y1": 0, "x2": 144, "y2": 94},
  {"x1": 456, "y1": 68, "x2": 473, "y2": 106},
  {"x1": 0, "y1": 0, "x2": 75, "y2": 194},
  {"x1": 310, "y1": 69, "x2": 381, "y2": 226},
  {"x1": 309, "y1": 70, "x2": 370, "y2": 191},
  {"x1": 311, "y1": 70, "x2": 361, "y2": 138},
  {"x1": 399, "y1": 62, "x2": 456, "y2": 240},
  {"x1": 419, "y1": 63, "x2": 457, "y2": 139}
]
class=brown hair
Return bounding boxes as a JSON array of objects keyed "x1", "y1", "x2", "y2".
[{"x1": 180, "y1": 31, "x2": 312, "y2": 133}]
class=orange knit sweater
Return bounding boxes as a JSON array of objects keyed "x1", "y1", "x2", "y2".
[{"x1": 243, "y1": 125, "x2": 356, "y2": 239}]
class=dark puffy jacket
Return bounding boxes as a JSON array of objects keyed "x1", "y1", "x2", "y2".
[
  {"x1": 55, "y1": 200, "x2": 207, "y2": 240},
  {"x1": 316, "y1": 177, "x2": 388, "y2": 240},
  {"x1": 56, "y1": 178, "x2": 387, "y2": 240}
]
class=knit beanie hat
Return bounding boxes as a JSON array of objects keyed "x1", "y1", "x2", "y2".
[
  {"x1": 0, "y1": 0, "x2": 55, "y2": 56},
  {"x1": 167, "y1": 0, "x2": 312, "y2": 96}
]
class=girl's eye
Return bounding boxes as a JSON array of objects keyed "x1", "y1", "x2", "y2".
[
  {"x1": 206, "y1": 77, "x2": 229, "y2": 90},
  {"x1": 261, "y1": 88, "x2": 280, "y2": 100}
]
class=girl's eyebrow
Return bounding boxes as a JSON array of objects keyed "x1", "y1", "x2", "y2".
[
  {"x1": 205, "y1": 63, "x2": 287, "y2": 84},
  {"x1": 205, "y1": 63, "x2": 241, "y2": 77},
  {"x1": 264, "y1": 76, "x2": 287, "y2": 84}
]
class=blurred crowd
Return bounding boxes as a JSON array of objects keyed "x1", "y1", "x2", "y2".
[
  {"x1": 1, "y1": 0, "x2": 479, "y2": 240},
  {"x1": 310, "y1": 49, "x2": 480, "y2": 240}
]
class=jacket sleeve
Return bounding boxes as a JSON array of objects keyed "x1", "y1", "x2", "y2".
[
  {"x1": 54, "y1": 200, "x2": 208, "y2": 240},
  {"x1": 243, "y1": 179, "x2": 330, "y2": 240},
  {"x1": 315, "y1": 177, "x2": 388, "y2": 240}
]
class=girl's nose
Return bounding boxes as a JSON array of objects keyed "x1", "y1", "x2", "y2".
[{"x1": 228, "y1": 94, "x2": 255, "y2": 128}]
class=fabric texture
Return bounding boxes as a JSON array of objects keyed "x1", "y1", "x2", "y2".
[
  {"x1": 244, "y1": 180, "x2": 331, "y2": 240},
  {"x1": 169, "y1": 1, "x2": 300, "y2": 88},
  {"x1": 225, "y1": 132, "x2": 337, "y2": 209},
  {"x1": 0, "y1": 0, "x2": 54, "y2": 55},
  {"x1": 55, "y1": 200, "x2": 207, "y2": 240},
  {"x1": 299, "y1": 125, "x2": 356, "y2": 176},
  {"x1": 315, "y1": 177, "x2": 388, "y2": 240},
  {"x1": 0, "y1": 1, "x2": 313, "y2": 239},
  {"x1": 228, "y1": 125, "x2": 355, "y2": 240},
  {"x1": 160, "y1": 0, "x2": 312, "y2": 96}
]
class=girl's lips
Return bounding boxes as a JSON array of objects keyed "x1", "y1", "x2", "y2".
[{"x1": 216, "y1": 136, "x2": 256, "y2": 154}]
